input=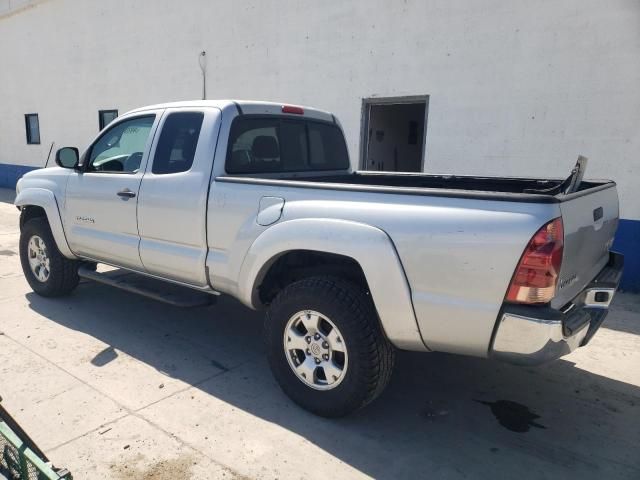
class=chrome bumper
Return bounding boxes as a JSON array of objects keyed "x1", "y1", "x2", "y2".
[{"x1": 490, "y1": 252, "x2": 624, "y2": 366}]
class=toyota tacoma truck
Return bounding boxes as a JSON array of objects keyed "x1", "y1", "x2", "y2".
[{"x1": 15, "y1": 100, "x2": 623, "y2": 417}]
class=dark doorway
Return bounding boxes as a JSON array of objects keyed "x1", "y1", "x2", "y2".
[{"x1": 360, "y1": 97, "x2": 428, "y2": 172}]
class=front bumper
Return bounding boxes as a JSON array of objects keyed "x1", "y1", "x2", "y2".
[{"x1": 490, "y1": 252, "x2": 624, "y2": 366}]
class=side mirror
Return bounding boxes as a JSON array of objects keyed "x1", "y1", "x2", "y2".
[{"x1": 55, "y1": 147, "x2": 79, "y2": 169}]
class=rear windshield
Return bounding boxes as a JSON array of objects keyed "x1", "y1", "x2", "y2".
[{"x1": 226, "y1": 116, "x2": 350, "y2": 174}]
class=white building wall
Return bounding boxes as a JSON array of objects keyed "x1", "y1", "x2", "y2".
[{"x1": 1, "y1": 0, "x2": 639, "y2": 218}]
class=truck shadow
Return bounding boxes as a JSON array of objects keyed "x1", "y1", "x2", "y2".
[
  {"x1": 25, "y1": 284, "x2": 640, "y2": 479},
  {"x1": 605, "y1": 293, "x2": 640, "y2": 336}
]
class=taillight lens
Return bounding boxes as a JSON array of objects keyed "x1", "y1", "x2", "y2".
[{"x1": 506, "y1": 217, "x2": 564, "y2": 304}]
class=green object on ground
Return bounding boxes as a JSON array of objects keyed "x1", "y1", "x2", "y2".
[{"x1": 0, "y1": 401, "x2": 72, "y2": 480}]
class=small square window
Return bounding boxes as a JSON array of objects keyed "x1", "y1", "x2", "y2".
[
  {"x1": 99, "y1": 109, "x2": 118, "y2": 130},
  {"x1": 25, "y1": 114, "x2": 40, "y2": 145}
]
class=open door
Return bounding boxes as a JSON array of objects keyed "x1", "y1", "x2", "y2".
[{"x1": 361, "y1": 96, "x2": 428, "y2": 172}]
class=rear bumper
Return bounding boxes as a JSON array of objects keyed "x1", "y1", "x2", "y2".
[{"x1": 490, "y1": 252, "x2": 624, "y2": 366}]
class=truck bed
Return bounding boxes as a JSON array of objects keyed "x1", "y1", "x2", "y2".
[{"x1": 220, "y1": 171, "x2": 615, "y2": 203}]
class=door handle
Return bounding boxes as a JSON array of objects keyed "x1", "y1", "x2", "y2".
[{"x1": 117, "y1": 188, "x2": 136, "y2": 199}]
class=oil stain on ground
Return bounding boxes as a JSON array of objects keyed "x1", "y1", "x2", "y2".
[
  {"x1": 112, "y1": 455, "x2": 195, "y2": 480},
  {"x1": 476, "y1": 399, "x2": 546, "y2": 433}
]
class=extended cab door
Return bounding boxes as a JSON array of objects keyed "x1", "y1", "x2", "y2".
[
  {"x1": 64, "y1": 112, "x2": 161, "y2": 269},
  {"x1": 136, "y1": 107, "x2": 221, "y2": 286}
]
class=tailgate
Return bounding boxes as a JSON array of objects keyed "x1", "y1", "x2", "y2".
[{"x1": 552, "y1": 185, "x2": 619, "y2": 309}]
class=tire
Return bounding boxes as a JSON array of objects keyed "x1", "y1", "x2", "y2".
[
  {"x1": 19, "y1": 217, "x2": 79, "y2": 297},
  {"x1": 265, "y1": 276, "x2": 395, "y2": 417}
]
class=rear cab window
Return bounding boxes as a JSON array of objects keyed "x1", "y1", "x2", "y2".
[{"x1": 225, "y1": 116, "x2": 349, "y2": 174}]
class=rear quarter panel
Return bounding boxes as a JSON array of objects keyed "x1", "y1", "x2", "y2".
[
  {"x1": 389, "y1": 198, "x2": 559, "y2": 355},
  {"x1": 207, "y1": 178, "x2": 559, "y2": 356}
]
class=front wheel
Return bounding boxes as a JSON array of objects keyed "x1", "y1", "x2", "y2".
[
  {"x1": 265, "y1": 276, "x2": 395, "y2": 417},
  {"x1": 19, "y1": 217, "x2": 79, "y2": 297}
]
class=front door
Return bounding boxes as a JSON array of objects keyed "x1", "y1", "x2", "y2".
[
  {"x1": 137, "y1": 108, "x2": 217, "y2": 286},
  {"x1": 64, "y1": 113, "x2": 160, "y2": 270}
]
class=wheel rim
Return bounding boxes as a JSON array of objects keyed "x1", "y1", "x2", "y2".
[
  {"x1": 27, "y1": 235, "x2": 50, "y2": 283},
  {"x1": 283, "y1": 310, "x2": 348, "y2": 390}
]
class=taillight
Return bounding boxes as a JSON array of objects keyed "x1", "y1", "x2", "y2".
[
  {"x1": 282, "y1": 105, "x2": 304, "y2": 115},
  {"x1": 506, "y1": 217, "x2": 564, "y2": 304}
]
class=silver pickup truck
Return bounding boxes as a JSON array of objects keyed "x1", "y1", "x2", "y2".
[{"x1": 15, "y1": 100, "x2": 623, "y2": 417}]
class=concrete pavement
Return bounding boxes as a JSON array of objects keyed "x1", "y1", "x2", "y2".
[{"x1": 0, "y1": 187, "x2": 639, "y2": 479}]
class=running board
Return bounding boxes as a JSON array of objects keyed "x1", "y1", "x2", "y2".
[{"x1": 77, "y1": 266, "x2": 216, "y2": 308}]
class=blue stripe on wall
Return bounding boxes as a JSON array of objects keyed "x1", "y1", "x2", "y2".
[
  {"x1": 0, "y1": 163, "x2": 38, "y2": 189},
  {"x1": 0, "y1": 162, "x2": 637, "y2": 291},
  {"x1": 613, "y1": 219, "x2": 640, "y2": 292}
]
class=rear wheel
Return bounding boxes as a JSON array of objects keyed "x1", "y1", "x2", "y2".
[
  {"x1": 19, "y1": 217, "x2": 79, "y2": 297},
  {"x1": 265, "y1": 276, "x2": 395, "y2": 417}
]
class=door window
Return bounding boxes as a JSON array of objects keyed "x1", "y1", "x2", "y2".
[
  {"x1": 152, "y1": 112, "x2": 204, "y2": 174},
  {"x1": 87, "y1": 115, "x2": 155, "y2": 173}
]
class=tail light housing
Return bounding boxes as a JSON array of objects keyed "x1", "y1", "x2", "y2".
[
  {"x1": 282, "y1": 105, "x2": 304, "y2": 115},
  {"x1": 506, "y1": 217, "x2": 564, "y2": 304}
]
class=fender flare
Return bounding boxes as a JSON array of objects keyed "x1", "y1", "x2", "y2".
[
  {"x1": 15, "y1": 188, "x2": 77, "y2": 259},
  {"x1": 238, "y1": 218, "x2": 428, "y2": 351}
]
